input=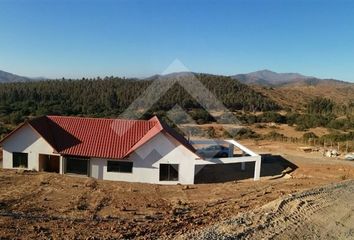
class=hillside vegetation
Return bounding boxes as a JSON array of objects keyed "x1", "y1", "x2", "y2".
[
  {"x1": 0, "y1": 74, "x2": 352, "y2": 145},
  {"x1": 0, "y1": 74, "x2": 279, "y2": 125}
]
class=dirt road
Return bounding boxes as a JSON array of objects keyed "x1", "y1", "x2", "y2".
[{"x1": 183, "y1": 180, "x2": 354, "y2": 240}]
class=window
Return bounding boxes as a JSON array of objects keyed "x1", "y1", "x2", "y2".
[
  {"x1": 65, "y1": 157, "x2": 89, "y2": 175},
  {"x1": 107, "y1": 161, "x2": 133, "y2": 173},
  {"x1": 159, "y1": 164, "x2": 179, "y2": 181},
  {"x1": 13, "y1": 152, "x2": 28, "y2": 168}
]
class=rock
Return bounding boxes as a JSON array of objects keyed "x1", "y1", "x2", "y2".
[
  {"x1": 282, "y1": 167, "x2": 293, "y2": 174},
  {"x1": 84, "y1": 178, "x2": 97, "y2": 189},
  {"x1": 76, "y1": 204, "x2": 87, "y2": 211},
  {"x1": 144, "y1": 215, "x2": 158, "y2": 220},
  {"x1": 128, "y1": 187, "x2": 138, "y2": 192},
  {"x1": 16, "y1": 169, "x2": 25, "y2": 174},
  {"x1": 40, "y1": 180, "x2": 49, "y2": 186},
  {"x1": 283, "y1": 173, "x2": 292, "y2": 179}
]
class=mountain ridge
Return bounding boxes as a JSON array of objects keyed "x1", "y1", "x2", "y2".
[
  {"x1": 0, "y1": 69, "x2": 353, "y2": 85},
  {"x1": 231, "y1": 69, "x2": 353, "y2": 86},
  {"x1": 0, "y1": 70, "x2": 31, "y2": 83},
  {"x1": 232, "y1": 69, "x2": 311, "y2": 86}
]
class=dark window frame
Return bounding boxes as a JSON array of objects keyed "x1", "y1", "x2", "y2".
[
  {"x1": 159, "y1": 164, "x2": 179, "y2": 181},
  {"x1": 64, "y1": 156, "x2": 89, "y2": 176},
  {"x1": 12, "y1": 152, "x2": 28, "y2": 168},
  {"x1": 107, "y1": 161, "x2": 133, "y2": 173}
]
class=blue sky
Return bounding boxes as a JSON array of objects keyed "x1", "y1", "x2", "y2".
[{"x1": 1, "y1": 0, "x2": 354, "y2": 82}]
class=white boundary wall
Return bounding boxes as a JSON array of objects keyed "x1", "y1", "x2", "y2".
[{"x1": 191, "y1": 139, "x2": 262, "y2": 181}]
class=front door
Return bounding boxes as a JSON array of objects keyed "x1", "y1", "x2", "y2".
[{"x1": 39, "y1": 154, "x2": 60, "y2": 173}]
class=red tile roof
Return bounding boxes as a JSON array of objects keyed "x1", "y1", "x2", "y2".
[{"x1": 1, "y1": 115, "x2": 195, "y2": 159}]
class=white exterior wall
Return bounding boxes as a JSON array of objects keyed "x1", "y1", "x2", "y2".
[
  {"x1": 2, "y1": 124, "x2": 58, "y2": 170},
  {"x1": 90, "y1": 132, "x2": 198, "y2": 184},
  {"x1": 1, "y1": 124, "x2": 260, "y2": 184}
]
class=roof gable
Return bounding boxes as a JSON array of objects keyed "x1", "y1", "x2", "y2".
[{"x1": 0, "y1": 122, "x2": 55, "y2": 153}]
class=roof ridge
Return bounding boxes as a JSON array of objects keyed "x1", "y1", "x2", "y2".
[{"x1": 47, "y1": 115, "x2": 151, "y2": 123}]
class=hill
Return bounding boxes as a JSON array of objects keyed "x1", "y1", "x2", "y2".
[
  {"x1": 232, "y1": 69, "x2": 311, "y2": 86},
  {"x1": 0, "y1": 70, "x2": 30, "y2": 83},
  {"x1": 0, "y1": 69, "x2": 352, "y2": 128},
  {"x1": 251, "y1": 79, "x2": 354, "y2": 110},
  {"x1": 231, "y1": 70, "x2": 354, "y2": 109}
]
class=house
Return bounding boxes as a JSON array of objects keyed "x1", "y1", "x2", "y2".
[{"x1": 0, "y1": 115, "x2": 261, "y2": 184}]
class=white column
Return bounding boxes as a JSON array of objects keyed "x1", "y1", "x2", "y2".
[
  {"x1": 253, "y1": 157, "x2": 261, "y2": 180},
  {"x1": 59, "y1": 156, "x2": 64, "y2": 174}
]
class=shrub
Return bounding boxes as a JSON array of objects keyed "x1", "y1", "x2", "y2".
[
  {"x1": 262, "y1": 130, "x2": 287, "y2": 141},
  {"x1": 306, "y1": 97, "x2": 335, "y2": 115},
  {"x1": 206, "y1": 127, "x2": 216, "y2": 138},
  {"x1": 167, "y1": 110, "x2": 188, "y2": 124},
  {"x1": 233, "y1": 128, "x2": 260, "y2": 140},
  {"x1": 222, "y1": 130, "x2": 232, "y2": 138},
  {"x1": 327, "y1": 118, "x2": 354, "y2": 130},
  {"x1": 319, "y1": 131, "x2": 354, "y2": 143},
  {"x1": 295, "y1": 125, "x2": 308, "y2": 131},
  {"x1": 285, "y1": 112, "x2": 301, "y2": 126},
  {"x1": 0, "y1": 123, "x2": 11, "y2": 138},
  {"x1": 303, "y1": 132, "x2": 318, "y2": 140},
  {"x1": 257, "y1": 111, "x2": 286, "y2": 124},
  {"x1": 8, "y1": 112, "x2": 24, "y2": 125},
  {"x1": 190, "y1": 109, "x2": 214, "y2": 124},
  {"x1": 255, "y1": 123, "x2": 266, "y2": 129}
]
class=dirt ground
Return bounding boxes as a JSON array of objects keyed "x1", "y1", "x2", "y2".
[
  {"x1": 1, "y1": 141, "x2": 354, "y2": 239},
  {"x1": 181, "y1": 122, "x2": 331, "y2": 139},
  {"x1": 248, "y1": 124, "x2": 330, "y2": 138},
  {"x1": 183, "y1": 180, "x2": 354, "y2": 239}
]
